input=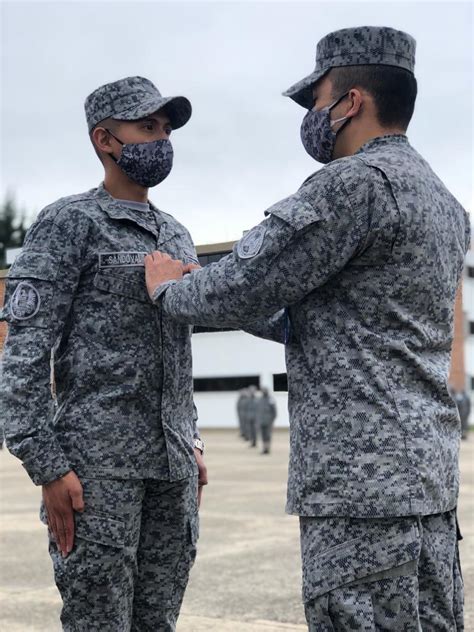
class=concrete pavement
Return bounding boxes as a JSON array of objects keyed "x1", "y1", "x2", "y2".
[{"x1": 0, "y1": 429, "x2": 472, "y2": 631}]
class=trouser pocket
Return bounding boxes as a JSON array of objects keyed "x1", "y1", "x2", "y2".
[
  {"x1": 168, "y1": 508, "x2": 199, "y2": 609},
  {"x1": 47, "y1": 504, "x2": 134, "y2": 632},
  {"x1": 300, "y1": 516, "x2": 422, "y2": 632}
]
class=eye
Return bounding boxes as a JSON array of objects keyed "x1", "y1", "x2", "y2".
[
  {"x1": 144, "y1": 122, "x2": 154, "y2": 131},
  {"x1": 165, "y1": 125, "x2": 172, "y2": 136}
]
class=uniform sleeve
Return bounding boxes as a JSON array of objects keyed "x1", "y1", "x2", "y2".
[
  {"x1": 154, "y1": 172, "x2": 368, "y2": 328},
  {"x1": 0, "y1": 214, "x2": 87, "y2": 485},
  {"x1": 241, "y1": 309, "x2": 287, "y2": 344},
  {"x1": 179, "y1": 228, "x2": 201, "y2": 440}
]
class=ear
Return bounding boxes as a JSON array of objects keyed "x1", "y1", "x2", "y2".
[
  {"x1": 346, "y1": 88, "x2": 364, "y2": 118},
  {"x1": 91, "y1": 127, "x2": 114, "y2": 155}
]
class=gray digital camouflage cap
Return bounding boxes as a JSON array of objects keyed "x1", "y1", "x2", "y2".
[
  {"x1": 85, "y1": 76, "x2": 192, "y2": 131},
  {"x1": 284, "y1": 26, "x2": 416, "y2": 109}
]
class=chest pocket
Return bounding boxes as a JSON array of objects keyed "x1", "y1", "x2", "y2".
[
  {"x1": 93, "y1": 270, "x2": 150, "y2": 304},
  {"x1": 0, "y1": 251, "x2": 58, "y2": 328}
]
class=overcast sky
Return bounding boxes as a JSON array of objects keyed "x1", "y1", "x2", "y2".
[{"x1": 1, "y1": 0, "x2": 473, "y2": 245}]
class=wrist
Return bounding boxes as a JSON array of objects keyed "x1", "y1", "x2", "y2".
[{"x1": 193, "y1": 438, "x2": 204, "y2": 454}]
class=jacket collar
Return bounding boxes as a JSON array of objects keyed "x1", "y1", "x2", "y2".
[
  {"x1": 355, "y1": 134, "x2": 409, "y2": 155},
  {"x1": 94, "y1": 183, "x2": 182, "y2": 246}
]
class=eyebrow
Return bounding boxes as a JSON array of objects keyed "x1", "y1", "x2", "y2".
[{"x1": 137, "y1": 116, "x2": 171, "y2": 126}]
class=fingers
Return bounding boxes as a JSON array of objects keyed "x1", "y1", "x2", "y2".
[
  {"x1": 48, "y1": 508, "x2": 74, "y2": 557},
  {"x1": 198, "y1": 463, "x2": 208, "y2": 487},
  {"x1": 43, "y1": 471, "x2": 83, "y2": 557},
  {"x1": 197, "y1": 484, "x2": 203, "y2": 509},
  {"x1": 145, "y1": 251, "x2": 172, "y2": 265},
  {"x1": 183, "y1": 263, "x2": 201, "y2": 274},
  {"x1": 69, "y1": 481, "x2": 84, "y2": 512}
]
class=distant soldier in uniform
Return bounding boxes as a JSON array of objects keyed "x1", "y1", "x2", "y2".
[
  {"x1": 454, "y1": 390, "x2": 471, "y2": 440},
  {"x1": 247, "y1": 385, "x2": 259, "y2": 448},
  {"x1": 257, "y1": 388, "x2": 277, "y2": 454},
  {"x1": 0, "y1": 76, "x2": 207, "y2": 632},
  {"x1": 144, "y1": 26, "x2": 469, "y2": 630},
  {"x1": 236, "y1": 388, "x2": 247, "y2": 439}
]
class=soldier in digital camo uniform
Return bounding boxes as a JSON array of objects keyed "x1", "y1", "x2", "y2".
[
  {"x1": 144, "y1": 27, "x2": 469, "y2": 630},
  {"x1": 0, "y1": 76, "x2": 207, "y2": 632}
]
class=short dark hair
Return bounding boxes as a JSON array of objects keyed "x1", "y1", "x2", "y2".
[{"x1": 328, "y1": 65, "x2": 417, "y2": 129}]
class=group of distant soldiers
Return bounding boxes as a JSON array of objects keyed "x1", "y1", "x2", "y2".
[{"x1": 236, "y1": 387, "x2": 277, "y2": 454}]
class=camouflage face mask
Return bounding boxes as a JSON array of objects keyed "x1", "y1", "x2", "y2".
[
  {"x1": 300, "y1": 92, "x2": 350, "y2": 164},
  {"x1": 107, "y1": 130, "x2": 174, "y2": 188}
]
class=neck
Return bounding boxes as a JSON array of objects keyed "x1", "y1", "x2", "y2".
[
  {"x1": 103, "y1": 169, "x2": 149, "y2": 203},
  {"x1": 334, "y1": 124, "x2": 406, "y2": 159}
]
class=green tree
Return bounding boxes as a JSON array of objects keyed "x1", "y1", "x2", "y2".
[{"x1": 0, "y1": 194, "x2": 29, "y2": 268}]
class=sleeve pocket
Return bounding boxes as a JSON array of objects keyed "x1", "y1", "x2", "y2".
[
  {"x1": 8, "y1": 251, "x2": 59, "y2": 281},
  {"x1": 302, "y1": 521, "x2": 421, "y2": 604},
  {"x1": 264, "y1": 193, "x2": 325, "y2": 232}
]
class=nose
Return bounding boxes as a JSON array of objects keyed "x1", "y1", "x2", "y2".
[{"x1": 155, "y1": 129, "x2": 169, "y2": 141}]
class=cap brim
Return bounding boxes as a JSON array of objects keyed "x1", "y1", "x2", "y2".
[
  {"x1": 282, "y1": 68, "x2": 328, "y2": 109},
  {"x1": 112, "y1": 95, "x2": 192, "y2": 130}
]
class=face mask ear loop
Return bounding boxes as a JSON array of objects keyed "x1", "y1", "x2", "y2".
[
  {"x1": 329, "y1": 92, "x2": 353, "y2": 131},
  {"x1": 104, "y1": 128, "x2": 124, "y2": 164},
  {"x1": 328, "y1": 91, "x2": 350, "y2": 112}
]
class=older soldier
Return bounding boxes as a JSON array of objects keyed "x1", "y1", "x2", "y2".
[
  {"x1": 144, "y1": 27, "x2": 469, "y2": 630},
  {"x1": 257, "y1": 388, "x2": 277, "y2": 455},
  {"x1": 0, "y1": 76, "x2": 206, "y2": 632}
]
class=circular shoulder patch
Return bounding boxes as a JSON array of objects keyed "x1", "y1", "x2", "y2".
[
  {"x1": 10, "y1": 281, "x2": 41, "y2": 320},
  {"x1": 237, "y1": 225, "x2": 266, "y2": 259}
]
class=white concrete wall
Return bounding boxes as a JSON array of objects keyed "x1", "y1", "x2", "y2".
[{"x1": 191, "y1": 329, "x2": 289, "y2": 428}]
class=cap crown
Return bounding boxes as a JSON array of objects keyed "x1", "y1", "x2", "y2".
[
  {"x1": 315, "y1": 26, "x2": 416, "y2": 74},
  {"x1": 85, "y1": 76, "x2": 161, "y2": 131}
]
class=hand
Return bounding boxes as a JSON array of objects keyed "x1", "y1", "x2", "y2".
[
  {"x1": 42, "y1": 471, "x2": 84, "y2": 557},
  {"x1": 145, "y1": 251, "x2": 184, "y2": 299},
  {"x1": 193, "y1": 448, "x2": 208, "y2": 508}
]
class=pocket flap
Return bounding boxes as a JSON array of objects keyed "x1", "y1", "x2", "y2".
[
  {"x1": 264, "y1": 193, "x2": 324, "y2": 232},
  {"x1": 8, "y1": 251, "x2": 58, "y2": 281},
  {"x1": 94, "y1": 271, "x2": 150, "y2": 304},
  {"x1": 302, "y1": 521, "x2": 421, "y2": 604},
  {"x1": 75, "y1": 512, "x2": 125, "y2": 548}
]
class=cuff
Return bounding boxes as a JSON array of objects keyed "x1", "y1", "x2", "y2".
[
  {"x1": 151, "y1": 280, "x2": 177, "y2": 305},
  {"x1": 22, "y1": 451, "x2": 72, "y2": 486}
]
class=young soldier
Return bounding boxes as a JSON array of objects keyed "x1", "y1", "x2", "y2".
[
  {"x1": 1, "y1": 76, "x2": 206, "y2": 632},
  {"x1": 144, "y1": 28, "x2": 469, "y2": 630}
]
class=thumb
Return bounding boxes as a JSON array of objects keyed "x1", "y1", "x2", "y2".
[{"x1": 69, "y1": 484, "x2": 85, "y2": 512}]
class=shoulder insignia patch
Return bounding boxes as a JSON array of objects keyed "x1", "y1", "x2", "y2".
[
  {"x1": 10, "y1": 282, "x2": 41, "y2": 320},
  {"x1": 99, "y1": 252, "x2": 147, "y2": 268},
  {"x1": 237, "y1": 226, "x2": 266, "y2": 259}
]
